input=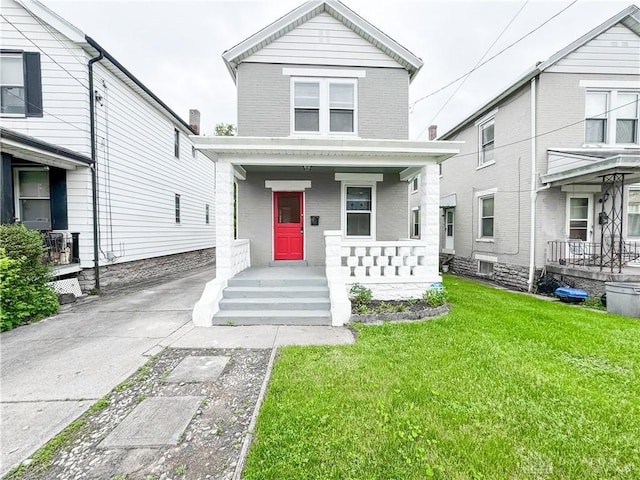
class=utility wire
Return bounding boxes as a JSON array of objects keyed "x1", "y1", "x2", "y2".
[
  {"x1": 0, "y1": 13, "x2": 89, "y2": 90},
  {"x1": 446, "y1": 99, "x2": 637, "y2": 161},
  {"x1": 417, "y1": 0, "x2": 529, "y2": 139},
  {"x1": 5, "y1": 89, "x2": 89, "y2": 134},
  {"x1": 410, "y1": 0, "x2": 578, "y2": 110}
]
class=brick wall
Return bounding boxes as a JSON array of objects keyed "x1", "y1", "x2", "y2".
[{"x1": 78, "y1": 247, "x2": 215, "y2": 291}]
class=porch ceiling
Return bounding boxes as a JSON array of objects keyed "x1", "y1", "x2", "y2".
[{"x1": 542, "y1": 149, "x2": 640, "y2": 186}]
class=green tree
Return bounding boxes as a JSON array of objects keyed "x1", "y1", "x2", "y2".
[{"x1": 214, "y1": 122, "x2": 236, "y2": 136}]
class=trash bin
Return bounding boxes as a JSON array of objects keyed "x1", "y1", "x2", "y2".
[{"x1": 605, "y1": 283, "x2": 640, "y2": 318}]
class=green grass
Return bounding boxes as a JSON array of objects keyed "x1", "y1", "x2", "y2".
[{"x1": 243, "y1": 276, "x2": 640, "y2": 480}]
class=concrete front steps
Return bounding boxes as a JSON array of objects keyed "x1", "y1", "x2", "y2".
[{"x1": 212, "y1": 273, "x2": 332, "y2": 326}]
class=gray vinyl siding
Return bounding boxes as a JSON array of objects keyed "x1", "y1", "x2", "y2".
[
  {"x1": 238, "y1": 171, "x2": 408, "y2": 266},
  {"x1": 440, "y1": 85, "x2": 532, "y2": 268},
  {"x1": 237, "y1": 62, "x2": 409, "y2": 139},
  {"x1": 546, "y1": 24, "x2": 640, "y2": 75}
]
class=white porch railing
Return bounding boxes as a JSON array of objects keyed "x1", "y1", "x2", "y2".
[
  {"x1": 324, "y1": 230, "x2": 440, "y2": 309},
  {"x1": 231, "y1": 239, "x2": 251, "y2": 277}
]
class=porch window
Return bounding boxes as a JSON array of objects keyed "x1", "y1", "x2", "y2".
[
  {"x1": 14, "y1": 168, "x2": 51, "y2": 230},
  {"x1": 345, "y1": 185, "x2": 372, "y2": 237},
  {"x1": 411, "y1": 208, "x2": 420, "y2": 238},
  {"x1": 292, "y1": 78, "x2": 356, "y2": 135},
  {"x1": 629, "y1": 189, "x2": 640, "y2": 238},
  {"x1": 478, "y1": 118, "x2": 494, "y2": 166},
  {"x1": 479, "y1": 195, "x2": 494, "y2": 238},
  {"x1": 1, "y1": 52, "x2": 42, "y2": 117}
]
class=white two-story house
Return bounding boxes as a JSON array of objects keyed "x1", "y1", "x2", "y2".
[
  {"x1": 438, "y1": 5, "x2": 640, "y2": 295},
  {"x1": 192, "y1": 0, "x2": 461, "y2": 326},
  {"x1": 0, "y1": 0, "x2": 216, "y2": 292}
]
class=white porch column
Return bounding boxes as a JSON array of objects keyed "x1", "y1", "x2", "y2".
[
  {"x1": 192, "y1": 159, "x2": 235, "y2": 326},
  {"x1": 215, "y1": 159, "x2": 235, "y2": 280},
  {"x1": 420, "y1": 164, "x2": 442, "y2": 282},
  {"x1": 324, "y1": 230, "x2": 351, "y2": 326}
]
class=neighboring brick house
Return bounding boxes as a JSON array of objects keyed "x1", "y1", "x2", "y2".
[
  {"x1": 192, "y1": 0, "x2": 460, "y2": 326},
  {"x1": 437, "y1": 5, "x2": 640, "y2": 294},
  {"x1": 0, "y1": 0, "x2": 216, "y2": 292}
]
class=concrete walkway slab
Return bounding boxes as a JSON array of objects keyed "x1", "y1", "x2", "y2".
[
  {"x1": 165, "y1": 356, "x2": 230, "y2": 383},
  {"x1": 1, "y1": 401, "x2": 89, "y2": 474},
  {"x1": 100, "y1": 396, "x2": 202, "y2": 448},
  {"x1": 170, "y1": 325, "x2": 355, "y2": 349}
]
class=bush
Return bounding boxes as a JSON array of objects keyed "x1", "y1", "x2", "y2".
[
  {"x1": 423, "y1": 285, "x2": 448, "y2": 308},
  {"x1": 349, "y1": 283, "x2": 372, "y2": 307},
  {"x1": 1, "y1": 224, "x2": 59, "y2": 331}
]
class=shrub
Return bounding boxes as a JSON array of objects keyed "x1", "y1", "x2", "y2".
[
  {"x1": 349, "y1": 283, "x2": 372, "y2": 307},
  {"x1": 423, "y1": 285, "x2": 448, "y2": 308},
  {"x1": 0, "y1": 224, "x2": 59, "y2": 331}
]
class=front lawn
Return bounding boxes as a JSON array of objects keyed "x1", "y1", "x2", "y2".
[{"x1": 244, "y1": 276, "x2": 640, "y2": 479}]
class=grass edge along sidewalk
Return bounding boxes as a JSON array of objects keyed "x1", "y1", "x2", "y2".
[{"x1": 243, "y1": 276, "x2": 640, "y2": 480}]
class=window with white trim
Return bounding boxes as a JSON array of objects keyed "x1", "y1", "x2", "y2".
[
  {"x1": 344, "y1": 185, "x2": 373, "y2": 237},
  {"x1": 478, "y1": 260, "x2": 494, "y2": 275},
  {"x1": 479, "y1": 195, "x2": 494, "y2": 238},
  {"x1": 292, "y1": 78, "x2": 356, "y2": 135},
  {"x1": 585, "y1": 90, "x2": 639, "y2": 145},
  {"x1": 174, "y1": 129, "x2": 180, "y2": 158},
  {"x1": 628, "y1": 188, "x2": 640, "y2": 238},
  {"x1": 411, "y1": 208, "x2": 420, "y2": 238},
  {"x1": 411, "y1": 176, "x2": 419, "y2": 193},
  {"x1": 14, "y1": 168, "x2": 51, "y2": 230},
  {"x1": 478, "y1": 118, "x2": 494, "y2": 166},
  {"x1": 175, "y1": 194, "x2": 181, "y2": 223}
]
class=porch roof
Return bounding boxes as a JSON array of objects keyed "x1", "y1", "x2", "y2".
[
  {"x1": 541, "y1": 148, "x2": 640, "y2": 186},
  {"x1": 191, "y1": 136, "x2": 461, "y2": 171},
  {"x1": 0, "y1": 127, "x2": 92, "y2": 170}
]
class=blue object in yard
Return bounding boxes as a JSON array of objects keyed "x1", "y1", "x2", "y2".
[{"x1": 554, "y1": 287, "x2": 589, "y2": 303}]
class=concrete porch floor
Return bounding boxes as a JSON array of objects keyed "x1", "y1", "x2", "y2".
[{"x1": 233, "y1": 266, "x2": 327, "y2": 280}]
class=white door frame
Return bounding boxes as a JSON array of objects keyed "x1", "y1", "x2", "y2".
[
  {"x1": 443, "y1": 207, "x2": 455, "y2": 253},
  {"x1": 566, "y1": 194, "x2": 594, "y2": 242}
]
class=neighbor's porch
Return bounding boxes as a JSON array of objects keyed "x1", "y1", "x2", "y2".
[{"x1": 191, "y1": 136, "x2": 460, "y2": 326}]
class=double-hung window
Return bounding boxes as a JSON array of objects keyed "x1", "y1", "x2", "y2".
[
  {"x1": 585, "y1": 90, "x2": 639, "y2": 145},
  {"x1": 292, "y1": 78, "x2": 356, "y2": 135},
  {"x1": 14, "y1": 168, "x2": 51, "y2": 230},
  {"x1": 411, "y1": 208, "x2": 420, "y2": 238},
  {"x1": 628, "y1": 188, "x2": 640, "y2": 238},
  {"x1": 478, "y1": 118, "x2": 494, "y2": 166},
  {"x1": 479, "y1": 195, "x2": 494, "y2": 239},
  {"x1": 0, "y1": 51, "x2": 42, "y2": 117},
  {"x1": 345, "y1": 185, "x2": 373, "y2": 237}
]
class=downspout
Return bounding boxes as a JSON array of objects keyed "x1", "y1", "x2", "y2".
[
  {"x1": 88, "y1": 49, "x2": 104, "y2": 292},
  {"x1": 527, "y1": 76, "x2": 537, "y2": 292}
]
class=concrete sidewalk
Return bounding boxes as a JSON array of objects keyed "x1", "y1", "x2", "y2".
[{"x1": 0, "y1": 267, "x2": 354, "y2": 476}]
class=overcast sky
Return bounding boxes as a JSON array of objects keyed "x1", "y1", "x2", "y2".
[{"x1": 41, "y1": 0, "x2": 636, "y2": 139}]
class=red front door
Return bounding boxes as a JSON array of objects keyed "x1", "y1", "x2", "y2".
[{"x1": 274, "y1": 191, "x2": 303, "y2": 260}]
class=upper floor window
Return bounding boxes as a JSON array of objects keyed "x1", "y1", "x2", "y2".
[
  {"x1": 292, "y1": 78, "x2": 356, "y2": 136},
  {"x1": 174, "y1": 128, "x2": 180, "y2": 157},
  {"x1": 0, "y1": 52, "x2": 42, "y2": 117},
  {"x1": 478, "y1": 118, "x2": 494, "y2": 167},
  {"x1": 585, "y1": 90, "x2": 639, "y2": 145},
  {"x1": 411, "y1": 176, "x2": 419, "y2": 193}
]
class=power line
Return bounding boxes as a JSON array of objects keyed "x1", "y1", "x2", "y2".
[
  {"x1": 0, "y1": 13, "x2": 89, "y2": 91},
  {"x1": 446, "y1": 99, "x2": 637, "y2": 161},
  {"x1": 417, "y1": 0, "x2": 529, "y2": 139},
  {"x1": 410, "y1": 0, "x2": 578, "y2": 110}
]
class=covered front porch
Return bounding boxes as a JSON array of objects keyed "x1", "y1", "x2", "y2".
[
  {"x1": 541, "y1": 148, "x2": 640, "y2": 291},
  {"x1": 191, "y1": 136, "x2": 460, "y2": 326}
]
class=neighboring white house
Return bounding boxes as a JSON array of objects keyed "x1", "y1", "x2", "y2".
[
  {"x1": 0, "y1": 0, "x2": 216, "y2": 291},
  {"x1": 437, "y1": 5, "x2": 640, "y2": 295},
  {"x1": 192, "y1": 0, "x2": 461, "y2": 326}
]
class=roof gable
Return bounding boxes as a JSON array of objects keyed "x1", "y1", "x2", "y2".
[
  {"x1": 440, "y1": 4, "x2": 640, "y2": 139},
  {"x1": 222, "y1": 0, "x2": 423, "y2": 83}
]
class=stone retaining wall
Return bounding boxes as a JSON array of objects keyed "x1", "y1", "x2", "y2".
[
  {"x1": 442, "y1": 254, "x2": 540, "y2": 292},
  {"x1": 78, "y1": 248, "x2": 215, "y2": 292}
]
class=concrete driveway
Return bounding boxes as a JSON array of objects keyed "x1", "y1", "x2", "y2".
[
  {"x1": 0, "y1": 266, "x2": 354, "y2": 476},
  {"x1": 0, "y1": 267, "x2": 213, "y2": 476}
]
